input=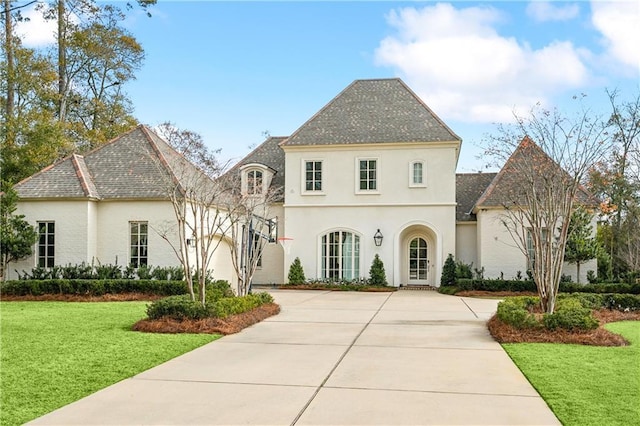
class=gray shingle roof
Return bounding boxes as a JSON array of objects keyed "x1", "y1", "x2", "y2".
[
  {"x1": 456, "y1": 173, "x2": 498, "y2": 221},
  {"x1": 474, "y1": 137, "x2": 596, "y2": 209},
  {"x1": 14, "y1": 125, "x2": 208, "y2": 200},
  {"x1": 282, "y1": 79, "x2": 461, "y2": 146}
]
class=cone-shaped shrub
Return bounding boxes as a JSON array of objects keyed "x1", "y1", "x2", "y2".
[
  {"x1": 288, "y1": 257, "x2": 306, "y2": 284},
  {"x1": 369, "y1": 254, "x2": 388, "y2": 286}
]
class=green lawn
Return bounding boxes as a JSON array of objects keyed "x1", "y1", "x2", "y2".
[
  {"x1": 503, "y1": 321, "x2": 640, "y2": 426},
  {"x1": 0, "y1": 301, "x2": 219, "y2": 426}
]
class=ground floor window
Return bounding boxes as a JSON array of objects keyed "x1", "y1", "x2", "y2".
[
  {"x1": 321, "y1": 230, "x2": 360, "y2": 280},
  {"x1": 409, "y1": 237, "x2": 428, "y2": 280},
  {"x1": 130, "y1": 222, "x2": 148, "y2": 267},
  {"x1": 37, "y1": 221, "x2": 55, "y2": 268}
]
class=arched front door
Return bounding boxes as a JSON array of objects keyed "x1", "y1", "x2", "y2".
[{"x1": 408, "y1": 237, "x2": 429, "y2": 285}]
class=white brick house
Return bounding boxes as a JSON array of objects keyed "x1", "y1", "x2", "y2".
[{"x1": 11, "y1": 78, "x2": 596, "y2": 284}]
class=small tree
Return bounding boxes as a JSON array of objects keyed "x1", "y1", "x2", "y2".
[
  {"x1": 368, "y1": 254, "x2": 387, "y2": 286},
  {"x1": 564, "y1": 206, "x2": 599, "y2": 283},
  {"x1": 0, "y1": 184, "x2": 38, "y2": 280},
  {"x1": 288, "y1": 257, "x2": 306, "y2": 284},
  {"x1": 441, "y1": 253, "x2": 456, "y2": 286}
]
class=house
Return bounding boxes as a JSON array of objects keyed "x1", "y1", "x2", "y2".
[{"x1": 10, "y1": 78, "x2": 596, "y2": 285}]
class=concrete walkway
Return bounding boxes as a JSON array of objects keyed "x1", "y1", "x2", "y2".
[{"x1": 29, "y1": 290, "x2": 560, "y2": 425}]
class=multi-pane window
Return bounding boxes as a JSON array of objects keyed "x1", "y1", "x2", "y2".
[
  {"x1": 252, "y1": 233, "x2": 263, "y2": 268},
  {"x1": 130, "y1": 222, "x2": 148, "y2": 267},
  {"x1": 305, "y1": 161, "x2": 322, "y2": 191},
  {"x1": 359, "y1": 159, "x2": 377, "y2": 191},
  {"x1": 247, "y1": 170, "x2": 263, "y2": 195},
  {"x1": 412, "y1": 161, "x2": 424, "y2": 185},
  {"x1": 321, "y1": 231, "x2": 360, "y2": 280},
  {"x1": 37, "y1": 222, "x2": 55, "y2": 268}
]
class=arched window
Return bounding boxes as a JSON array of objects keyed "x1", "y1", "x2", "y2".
[
  {"x1": 247, "y1": 169, "x2": 263, "y2": 195},
  {"x1": 321, "y1": 230, "x2": 360, "y2": 280}
]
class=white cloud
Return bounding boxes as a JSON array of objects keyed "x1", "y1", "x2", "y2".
[
  {"x1": 375, "y1": 3, "x2": 590, "y2": 123},
  {"x1": 591, "y1": 1, "x2": 640, "y2": 73},
  {"x1": 526, "y1": 1, "x2": 580, "y2": 22},
  {"x1": 15, "y1": 3, "x2": 57, "y2": 47}
]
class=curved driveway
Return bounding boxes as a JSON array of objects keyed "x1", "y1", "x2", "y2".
[{"x1": 29, "y1": 290, "x2": 560, "y2": 425}]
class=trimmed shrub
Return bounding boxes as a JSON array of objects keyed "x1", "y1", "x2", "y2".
[
  {"x1": 0, "y1": 279, "x2": 188, "y2": 296},
  {"x1": 146, "y1": 295, "x2": 210, "y2": 320},
  {"x1": 368, "y1": 254, "x2": 388, "y2": 286},
  {"x1": 543, "y1": 299, "x2": 599, "y2": 331},
  {"x1": 288, "y1": 257, "x2": 306, "y2": 284},
  {"x1": 441, "y1": 254, "x2": 457, "y2": 286},
  {"x1": 603, "y1": 294, "x2": 640, "y2": 311},
  {"x1": 496, "y1": 297, "x2": 540, "y2": 329}
]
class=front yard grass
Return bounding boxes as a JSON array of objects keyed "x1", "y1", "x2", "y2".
[
  {"x1": 0, "y1": 301, "x2": 219, "y2": 426},
  {"x1": 503, "y1": 321, "x2": 640, "y2": 426}
]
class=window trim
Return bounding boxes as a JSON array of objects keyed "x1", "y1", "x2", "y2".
[
  {"x1": 320, "y1": 229, "x2": 361, "y2": 281},
  {"x1": 37, "y1": 221, "x2": 55, "y2": 268},
  {"x1": 526, "y1": 227, "x2": 548, "y2": 271},
  {"x1": 355, "y1": 157, "x2": 380, "y2": 194},
  {"x1": 409, "y1": 160, "x2": 426, "y2": 188},
  {"x1": 302, "y1": 159, "x2": 324, "y2": 194},
  {"x1": 130, "y1": 221, "x2": 148, "y2": 268},
  {"x1": 246, "y1": 169, "x2": 264, "y2": 195}
]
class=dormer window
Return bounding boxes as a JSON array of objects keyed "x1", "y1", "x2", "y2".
[
  {"x1": 247, "y1": 169, "x2": 263, "y2": 195},
  {"x1": 240, "y1": 163, "x2": 274, "y2": 196}
]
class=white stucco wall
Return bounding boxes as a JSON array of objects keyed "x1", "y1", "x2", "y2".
[
  {"x1": 252, "y1": 204, "x2": 285, "y2": 285},
  {"x1": 477, "y1": 209, "x2": 598, "y2": 283},
  {"x1": 455, "y1": 222, "x2": 478, "y2": 268},
  {"x1": 281, "y1": 142, "x2": 459, "y2": 287}
]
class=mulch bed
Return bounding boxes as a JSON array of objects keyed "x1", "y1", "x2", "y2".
[
  {"x1": 488, "y1": 309, "x2": 640, "y2": 347},
  {"x1": 131, "y1": 303, "x2": 281, "y2": 335}
]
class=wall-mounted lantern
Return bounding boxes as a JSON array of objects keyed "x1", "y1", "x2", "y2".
[
  {"x1": 373, "y1": 229, "x2": 383, "y2": 247},
  {"x1": 186, "y1": 238, "x2": 196, "y2": 248}
]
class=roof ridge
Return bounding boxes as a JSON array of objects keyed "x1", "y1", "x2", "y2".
[{"x1": 70, "y1": 154, "x2": 92, "y2": 198}]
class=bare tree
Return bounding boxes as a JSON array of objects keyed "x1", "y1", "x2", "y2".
[
  {"x1": 222, "y1": 173, "x2": 281, "y2": 296},
  {"x1": 483, "y1": 99, "x2": 610, "y2": 313},
  {"x1": 149, "y1": 124, "x2": 233, "y2": 305}
]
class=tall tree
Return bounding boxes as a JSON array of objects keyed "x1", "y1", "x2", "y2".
[
  {"x1": 588, "y1": 89, "x2": 640, "y2": 279},
  {"x1": 564, "y1": 206, "x2": 598, "y2": 283},
  {"x1": 483, "y1": 97, "x2": 610, "y2": 313}
]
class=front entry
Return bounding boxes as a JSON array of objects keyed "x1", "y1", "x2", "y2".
[{"x1": 408, "y1": 237, "x2": 429, "y2": 285}]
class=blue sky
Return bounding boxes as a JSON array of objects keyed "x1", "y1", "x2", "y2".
[{"x1": 19, "y1": 1, "x2": 640, "y2": 172}]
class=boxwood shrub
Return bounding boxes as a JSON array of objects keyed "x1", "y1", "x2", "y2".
[
  {"x1": 0, "y1": 279, "x2": 188, "y2": 296},
  {"x1": 496, "y1": 297, "x2": 540, "y2": 329},
  {"x1": 543, "y1": 299, "x2": 599, "y2": 331},
  {"x1": 448, "y1": 279, "x2": 639, "y2": 295}
]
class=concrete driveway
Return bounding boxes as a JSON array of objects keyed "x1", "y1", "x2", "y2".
[{"x1": 29, "y1": 290, "x2": 560, "y2": 425}]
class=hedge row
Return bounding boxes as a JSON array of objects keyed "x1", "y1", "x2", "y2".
[
  {"x1": 454, "y1": 279, "x2": 640, "y2": 295},
  {"x1": 0, "y1": 279, "x2": 189, "y2": 296},
  {"x1": 146, "y1": 292, "x2": 274, "y2": 320}
]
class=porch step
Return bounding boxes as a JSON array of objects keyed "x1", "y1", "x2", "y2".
[{"x1": 399, "y1": 285, "x2": 437, "y2": 291}]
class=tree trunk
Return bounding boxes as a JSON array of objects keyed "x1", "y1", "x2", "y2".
[
  {"x1": 576, "y1": 262, "x2": 581, "y2": 284},
  {"x1": 3, "y1": 0, "x2": 14, "y2": 130},
  {"x1": 57, "y1": 0, "x2": 67, "y2": 121}
]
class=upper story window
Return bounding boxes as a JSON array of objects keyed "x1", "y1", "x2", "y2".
[
  {"x1": 358, "y1": 159, "x2": 377, "y2": 192},
  {"x1": 247, "y1": 169, "x2": 263, "y2": 195},
  {"x1": 37, "y1": 221, "x2": 55, "y2": 268},
  {"x1": 130, "y1": 221, "x2": 148, "y2": 268},
  {"x1": 410, "y1": 161, "x2": 426, "y2": 187},
  {"x1": 305, "y1": 161, "x2": 323, "y2": 192}
]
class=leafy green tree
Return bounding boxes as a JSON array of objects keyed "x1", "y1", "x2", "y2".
[
  {"x1": 287, "y1": 257, "x2": 306, "y2": 285},
  {"x1": 368, "y1": 254, "x2": 387, "y2": 286},
  {"x1": 564, "y1": 206, "x2": 599, "y2": 283},
  {"x1": 441, "y1": 253, "x2": 456, "y2": 286},
  {"x1": 0, "y1": 184, "x2": 37, "y2": 280}
]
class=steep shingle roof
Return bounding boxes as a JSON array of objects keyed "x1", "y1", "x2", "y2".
[
  {"x1": 456, "y1": 173, "x2": 498, "y2": 221},
  {"x1": 474, "y1": 137, "x2": 596, "y2": 209},
  {"x1": 14, "y1": 125, "x2": 209, "y2": 200},
  {"x1": 282, "y1": 78, "x2": 461, "y2": 146}
]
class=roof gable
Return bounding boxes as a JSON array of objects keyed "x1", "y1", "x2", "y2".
[
  {"x1": 282, "y1": 78, "x2": 461, "y2": 147},
  {"x1": 456, "y1": 173, "x2": 498, "y2": 221},
  {"x1": 474, "y1": 137, "x2": 595, "y2": 209}
]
